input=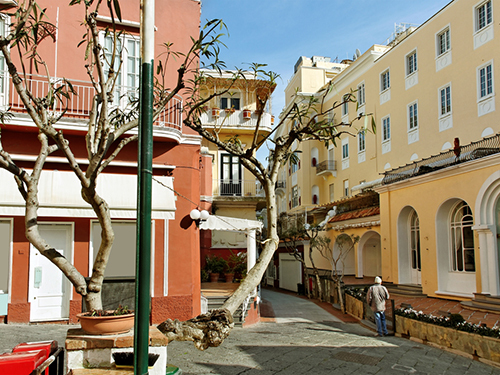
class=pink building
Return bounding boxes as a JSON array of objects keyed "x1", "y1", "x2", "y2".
[{"x1": 0, "y1": 0, "x2": 208, "y2": 324}]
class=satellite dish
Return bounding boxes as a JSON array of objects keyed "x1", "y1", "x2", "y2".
[{"x1": 355, "y1": 48, "x2": 361, "y2": 58}]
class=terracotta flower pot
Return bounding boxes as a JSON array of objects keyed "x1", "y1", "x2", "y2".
[
  {"x1": 225, "y1": 273, "x2": 234, "y2": 283},
  {"x1": 209, "y1": 272, "x2": 220, "y2": 282},
  {"x1": 77, "y1": 312, "x2": 135, "y2": 335}
]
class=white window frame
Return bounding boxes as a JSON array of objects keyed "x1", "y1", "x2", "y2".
[
  {"x1": 358, "y1": 131, "x2": 365, "y2": 153},
  {"x1": 406, "y1": 50, "x2": 418, "y2": 76},
  {"x1": 475, "y1": 0, "x2": 492, "y2": 32},
  {"x1": 477, "y1": 61, "x2": 494, "y2": 101},
  {"x1": 380, "y1": 69, "x2": 390, "y2": 92},
  {"x1": 343, "y1": 179, "x2": 349, "y2": 198},
  {"x1": 449, "y1": 201, "x2": 475, "y2": 273},
  {"x1": 408, "y1": 101, "x2": 419, "y2": 131},
  {"x1": 436, "y1": 27, "x2": 451, "y2": 57},
  {"x1": 291, "y1": 185, "x2": 299, "y2": 208},
  {"x1": 341, "y1": 94, "x2": 349, "y2": 117},
  {"x1": 101, "y1": 31, "x2": 140, "y2": 110},
  {"x1": 342, "y1": 138, "x2": 349, "y2": 160},
  {"x1": 357, "y1": 82, "x2": 365, "y2": 107},
  {"x1": 382, "y1": 115, "x2": 391, "y2": 142},
  {"x1": 439, "y1": 84, "x2": 452, "y2": 117},
  {"x1": 220, "y1": 91, "x2": 241, "y2": 110}
]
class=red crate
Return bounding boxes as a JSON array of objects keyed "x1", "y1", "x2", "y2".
[
  {"x1": 13, "y1": 341, "x2": 57, "y2": 375},
  {"x1": 0, "y1": 349, "x2": 46, "y2": 375}
]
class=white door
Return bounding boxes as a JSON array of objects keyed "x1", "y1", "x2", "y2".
[
  {"x1": 279, "y1": 255, "x2": 301, "y2": 292},
  {"x1": 29, "y1": 224, "x2": 72, "y2": 321}
]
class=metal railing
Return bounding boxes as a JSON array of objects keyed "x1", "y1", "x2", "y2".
[
  {"x1": 4, "y1": 72, "x2": 183, "y2": 131},
  {"x1": 382, "y1": 134, "x2": 500, "y2": 185},
  {"x1": 316, "y1": 160, "x2": 337, "y2": 174},
  {"x1": 212, "y1": 179, "x2": 264, "y2": 197},
  {"x1": 199, "y1": 109, "x2": 273, "y2": 130}
]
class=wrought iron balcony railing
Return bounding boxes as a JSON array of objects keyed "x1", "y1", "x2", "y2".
[
  {"x1": 212, "y1": 179, "x2": 264, "y2": 198},
  {"x1": 3, "y1": 73, "x2": 182, "y2": 131},
  {"x1": 316, "y1": 160, "x2": 337, "y2": 175},
  {"x1": 382, "y1": 134, "x2": 500, "y2": 185}
]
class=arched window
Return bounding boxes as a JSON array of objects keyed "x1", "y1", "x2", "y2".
[
  {"x1": 450, "y1": 201, "x2": 475, "y2": 272},
  {"x1": 409, "y1": 210, "x2": 421, "y2": 272}
]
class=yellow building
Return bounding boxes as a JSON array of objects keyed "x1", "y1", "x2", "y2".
[
  {"x1": 198, "y1": 70, "x2": 274, "y2": 275},
  {"x1": 276, "y1": 0, "x2": 500, "y2": 307}
]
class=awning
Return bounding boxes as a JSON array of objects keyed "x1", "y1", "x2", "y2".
[
  {"x1": 0, "y1": 169, "x2": 176, "y2": 219},
  {"x1": 200, "y1": 215, "x2": 262, "y2": 232}
]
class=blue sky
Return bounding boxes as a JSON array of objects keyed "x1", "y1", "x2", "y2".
[{"x1": 201, "y1": 0, "x2": 452, "y2": 117}]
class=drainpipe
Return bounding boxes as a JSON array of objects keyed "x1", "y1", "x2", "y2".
[{"x1": 134, "y1": 0, "x2": 154, "y2": 374}]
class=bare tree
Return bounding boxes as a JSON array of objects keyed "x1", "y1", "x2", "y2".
[
  {"x1": 0, "y1": 0, "x2": 372, "y2": 350},
  {"x1": 312, "y1": 234, "x2": 359, "y2": 312}
]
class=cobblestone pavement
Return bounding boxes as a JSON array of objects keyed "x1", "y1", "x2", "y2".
[
  {"x1": 1, "y1": 289, "x2": 500, "y2": 374},
  {"x1": 167, "y1": 289, "x2": 500, "y2": 375}
]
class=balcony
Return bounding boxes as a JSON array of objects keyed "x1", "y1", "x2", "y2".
[
  {"x1": 316, "y1": 160, "x2": 337, "y2": 178},
  {"x1": 275, "y1": 180, "x2": 286, "y2": 197},
  {"x1": 199, "y1": 109, "x2": 273, "y2": 133},
  {"x1": 3, "y1": 73, "x2": 182, "y2": 138},
  {"x1": 212, "y1": 179, "x2": 264, "y2": 198}
]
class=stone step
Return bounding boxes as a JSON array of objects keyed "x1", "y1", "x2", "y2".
[
  {"x1": 385, "y1": 284, "x2": 426, "y2": 297},
  {"x1": 462, "y1": 300, "x2": 500, "y2": 313},
  {"x1": 472, "y1": 293, "x2": 500, "y2": 304}
]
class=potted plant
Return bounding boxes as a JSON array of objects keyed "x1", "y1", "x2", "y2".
[
  {"x1": 225, "y1": 251, "x2": 246, "y2": 283},
  {"x1": 77, "y1": 305, "x2": 134, "y2": 335},
  {"x1": 205, "y1": 255, "x2": 227, "y2": 283}
]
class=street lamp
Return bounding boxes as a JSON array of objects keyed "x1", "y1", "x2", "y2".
[{"x1": 190, "y1": 209, "x2": 210, "y2": 221}]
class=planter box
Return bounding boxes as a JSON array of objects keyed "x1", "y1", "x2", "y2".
[
  {"x1": 345, "y1": 294, "x2": 364, "y2": 320},
  {"x1": 396, "y1": 315, "x2": 500, "y2": 364}
]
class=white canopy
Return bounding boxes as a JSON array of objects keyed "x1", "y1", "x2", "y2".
[{"x1": 200, "y1": 215, "x2": 262, "y2": 232}]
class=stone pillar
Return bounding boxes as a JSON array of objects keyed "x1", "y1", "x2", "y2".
[
  {"x1": 473, "y1": 224, "x2": 500, "y2": 296},
  {"x1": 246, "y1": 228, "x2": 256, "y2": 271}
]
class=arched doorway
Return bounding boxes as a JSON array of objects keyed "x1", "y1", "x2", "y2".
[
  {"x1": 436, "y1": 199, "x2": 476, "y2": 296},
  {"x1": 357, "y1": 231, "x2": 381, "y2": 278},
  {"x1": 474, "y1": 171, "x2": 500, "y2": 296},
  {"x1": 397, "y1": 206, "x2": 421, "y2": 285}
]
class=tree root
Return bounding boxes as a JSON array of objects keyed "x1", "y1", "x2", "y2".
[{"x1": 157, "y1": 308, "x2": 234, "y2": 351}]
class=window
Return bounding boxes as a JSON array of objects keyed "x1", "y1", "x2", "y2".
[
  {"x1": 450, "y1": 201, "x2": 475, "y2": 272},
  {"x1": 409, "y1": 210, "x2": 421, "y2": 272},
  {"x1": 406, "y1": 51, "x2": 417, "y2": 76},
  {"x1": 382, "y1": 116, "x2": 391, "y2": 141},
  {"x1": 357, "y1": 83, "x2": 365, "y2": 106},
  {"x1": 329, "y1": 183, "x2": 334, "y2": 202},
  {"x1": 478, "y1": 63, "x2": 493, "y2": 99},
  {"x1": 381, "y1": 70, "x2": 390, "y2": 91},
  {"x1": 408, "y1": 102, "x2": 418, "y2": 130},
  {"x1": 291, "y1": 185, "x2": 299, "y2": 208},
  {"x1": 341, "y1": 94, "x2": 349, "y2": 116},
  {"x1": 343, "y1": 180, "x2": 349, "y2": 197},
  {"x1": 440, "y1": 85, "x2": 452, "y2": 116},
  {"x1": 221, "y1": 97, "x2": 240, "y2": 110},
  {"x1": 437, "y1": 28, "x2": 450, "y2": 56},
  {"x1": 342, "y1": 141, "x2": 349, "y2": 159},
  {"x1": 103, "y1": 33, "x2": 140, "y2": 108},
  {"x1": 358, "y1": 131, "x2": 365, "y2": 152},
  {"x1": 476, "y1": 0, "x2": 492, "y2": 31},
  {"x1": 290, "y1": 151, "x2": 300, "y2": 174}
]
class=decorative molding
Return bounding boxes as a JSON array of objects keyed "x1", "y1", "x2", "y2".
[
  {"x1": 436, "y1": 51, "x2": 452, "y2": 72},
  {"x1": 405, "y1": 72, "x2": 418, "y2": 90},
  {"x1": 473, "y1": 24, "x2": 494, "y2": 50}
]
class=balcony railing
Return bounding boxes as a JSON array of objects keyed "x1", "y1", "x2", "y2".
[
  {"x1": 382, "y1": 133, "x2": 500, "y2": 185},
  {"x1": 200, "y1": 109, "x2": 273, "y2": 131},
  {"x1": 212, "y1": 179, "x2": 264, "y2": 198},
  {"x1": 316, "y1": 160, "x2": 337, "y2": 176},
  {"x1": 4, "y1": 72, "x2": 182, "y2": 131}
]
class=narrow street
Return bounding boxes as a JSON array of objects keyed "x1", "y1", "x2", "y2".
[{"x1": 167, "y1": 289, "x2": 500, "y2": 375}]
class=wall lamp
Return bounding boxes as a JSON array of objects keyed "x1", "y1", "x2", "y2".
[{"x1": 190, "y1": 208, "x2": 210, "y2": 221}]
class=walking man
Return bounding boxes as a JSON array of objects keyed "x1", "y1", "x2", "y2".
[{"x1": 366, "y1": 276, "x2": 390, "y2": 336}]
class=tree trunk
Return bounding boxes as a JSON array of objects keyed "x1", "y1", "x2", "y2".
[{"x1": 309, "y1": 248, "x2": 323, "y2": 301}]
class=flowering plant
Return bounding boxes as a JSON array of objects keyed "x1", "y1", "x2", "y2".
[{"x1": 395, "y1": 307, "x2": 500, "y2": 338}]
